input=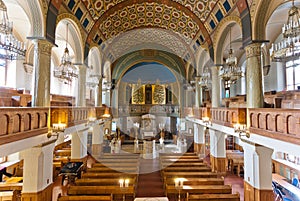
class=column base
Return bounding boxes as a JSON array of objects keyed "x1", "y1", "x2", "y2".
[
  {"x1": 21, "y1": 183, "x2": 53, "y2": 201},
  {"x1": 210, "y1": 155, "x2": 226, "y2": 173},
  {"x1": 92, "y1": 143, "x2": 103, "y2": 158},
  {"x1": 244, "y1": 181, "x2": 274, "y2": 201}
]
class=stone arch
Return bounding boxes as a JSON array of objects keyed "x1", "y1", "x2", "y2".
[
  {"x1": 251, "y1": 0, "x2": 283, "y2": 40},
  {"x1": 213, "y1": 15, "x2": 242, "y2": 64},
  {"x1": 56, "y1": 14, "x2": 85, "y2": 63}
]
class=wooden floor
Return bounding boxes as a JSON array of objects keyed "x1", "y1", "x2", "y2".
[{"x1": 52, "y1": 152, "x2": 245, "y2": 201}]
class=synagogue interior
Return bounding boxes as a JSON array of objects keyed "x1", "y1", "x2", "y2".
[{"x1": 0, "y1": 0, "x2": 300, "y2": 201}]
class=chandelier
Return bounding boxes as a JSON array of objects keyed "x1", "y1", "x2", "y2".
[
  {"x1": 53, "y1": 23, "x2": 78, "y2": 84},
  {"x1": 270, "y1": 0, "x2": 300, "y2": 62},
  {"x1": 199, "y1": 66, "x2": 211, "y2": 89},
  {"x1": 220, "y1": 26, "x2": 243, "y2": 84},
  {"x1": 0, "y1": 0, "x2": 26, "y2": 60}
]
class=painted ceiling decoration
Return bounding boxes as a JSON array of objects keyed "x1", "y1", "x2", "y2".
[
  {"x1": 53, "y1": 0, "x2": 236, "y2": 61},
  {"x1": 104, "y1": 28, "x2": 190, "y2": 61}
]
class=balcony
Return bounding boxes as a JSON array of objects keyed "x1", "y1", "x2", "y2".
[
  {"x1": 210, "y1": 108, "x2": 246, "y2": 127},
  {"x1": 249, "y1": 108, "x2": 300, "y2": 144},
  {"x1": 0, "y1": 107, "x2": 49, "y2": 145}
]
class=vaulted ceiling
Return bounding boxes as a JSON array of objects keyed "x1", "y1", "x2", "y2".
[{"x1": 63, "y1": 0, "x2": 235, "y2": 61}]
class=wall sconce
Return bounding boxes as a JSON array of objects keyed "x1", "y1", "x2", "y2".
[
  {"x1": 234, "y1": 123, "x2": 250, "y2": 138},
  {"x1": 202, "y1": 117, "x2": 212, "y2": 128},
  {"x1": 52, "y1": 123, "x2": 66, "y2": 131},
  {"x1": 47, "y1": 129, "x2": 60, "y2": 138}
]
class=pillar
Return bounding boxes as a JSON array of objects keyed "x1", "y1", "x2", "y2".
[
  {"x1": 71, "y1": 129, "x2": 88, "y2": 160},
  {"x1": 194, "y1": 124, "x2": 205, "y2": 158},
  {"x1": 195, "y1": 76, "x2": 202, "y2": 107},
  {"x1": 245, "y1": 43, "x2": 264, "y2": 109},
  {"x1": 211, "y1": 66, "x2": 221, "y2": 108},
  {"x1": 21, "y1": 141, "x2": 55, "y2": 201},
  {"x1": 95, "y1": 78, "x2": 102, "y2": 106},
  {"x1": 76, "y1": 65, "x2": 87, "y2": 107},
  {"x1": 30, "y1": 38, "x2": 53, "y2": 107},
  {"x1": 243, "y1": 142, "x2": 274, "y2": 201},
  {"x1": 209, "y1": 129, "x2": 226, "y2": 173},
  {"x1": 91, "y1": 124, "x2": 104, "y2": 158}
]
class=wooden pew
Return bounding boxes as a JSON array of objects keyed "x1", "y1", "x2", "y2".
[
  {"x1": 161, "y1": 162, "x2": 207, "y2": 168},
  {"x1": 97, "y1": 159, "x2": 138, "y2": 163},
  {"x1": 162, "y1": 166, "x2": 211, "y2": 172},
  {"x1": 159, "y1": 153, "x2": 197, "y2": 156},
  {"x1": 165, "y1": 184, "x2": 232, "y2": 197},
  {"x1": 54, "y1": 149, "x2": 71, "y2": 157},
  {"x1": 93, "y1": 163, "x2": 139, "y2": 168},
  {"x1": 100, "y1": 154, "x2": 140, "y2": 159},
  {"x1": 87, "y1": 167, "x2": 138, "y2": 173},
  {"x1": 162, "y1": 172, "x2": 220, "y2": 183},
  {"x1": 160, "y1": 155, "x2": 201, "y2": 159},
  {"x1": 165, "y1": 178, "x2": 224, "y2": 186},
  {"x1": 160, "y1": 158, "x2": 204, "y2": 163},
  {"x1": 58, "y1": 195, "x2": 112, "y2": 201},
  {"x1": 67, "y1": 186, "x2": 135, "y2": 197},
  {"x1": 75, "y1": 178, "x2": 137, "y2": 186},
  {"x1": 186, "y1": 193, "x2": 240, "y2": 201},
  {"x1": 82, "y1": 172, "x2": 137, "y2": 179}
]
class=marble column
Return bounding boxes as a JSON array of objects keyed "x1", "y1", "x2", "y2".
[
  {"x1": 71, "y1": 130, "x2": 88, "y2": 160},
  {"x1": 91, "y1": 124, "x2": 104, "y2": 158},
  {"x1": 195, "y1": 76, "x2": 202, "y2": 107},
  {"x1": 243, "y1": 142, "x2": 274, "y2": 201},
  {"x1": 30, "y1": 38, "x2": 53, "y2": 107},
  {"x1": 211, "y1": 66, "x2": 221, "y2": 108},
  {"x1": 76, "y1": 65, "x2": 87, "y2": 107},
  {"x1": 245, "y1": 43, "x2": 264, "y2": 109},
  {"x1": 20, "y1": 141, "x2": 55, "y2": 201},
  {"x1": 209, "y1": 129, "x2": 226, "y2": 173},
  {"x1": 95, "y1": 78, "x2": 102, "y2": 106}
]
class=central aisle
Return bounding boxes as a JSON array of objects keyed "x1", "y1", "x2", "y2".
[{"x1": 135, "y1": 158, "x2": 165, "y2": 197}]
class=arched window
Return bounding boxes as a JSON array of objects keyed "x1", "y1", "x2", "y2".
[{"x1": 286, "y1": 59, "x2": 300, "y2": 91}]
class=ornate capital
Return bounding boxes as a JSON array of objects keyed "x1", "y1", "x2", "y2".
[
  {"x1": 31, "y1": 39, "x2": 54, "y2": 56},
  {"x1": 245, "y1": 43, "x2": 261, "y2": 59}
]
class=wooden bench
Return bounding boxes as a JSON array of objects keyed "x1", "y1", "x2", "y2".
[
  {"x1": 160, "y1": 159, "x2": 204, "y2": 163},
  {"x1": 81, "y1": 172, "x2": 138, "y2": 179},
  {"x1": 186, "y1": 193, "x2": 240, "y2": 201},
  {"x1": 67, "y1": 186, "x2": 135, "y2": 197},
  {"x1": 87, "y1": 167, "x2": 138, "y2": 173},
  {"x1": 92, "y1": 163, "x2": 139, "y2": 168},
  {"x1": 162, "y1": 166, "x2": 211, "y2": 172},
  {"x1": 159, "y1": 153, "x2": 197, "y2": 156},
  {"x1": 161, "y1": 162, "x2": 207, "y2": 168},
  {"x1": 165, "y1": 184, "x2": 232, "y2": 196},
  {"x1": 54, "y1": 150, "x2": 71, "y2": 157},
  {"x1": 162, "y1": 172, "x2": 219, "y2": 183},
  {"x1": 165, "y1": 178, "x2": 224, "y2": 186},
  {"x1": 97, "y1": 159, "x2": 139, "y2": 163},
  {"x1": 100, "y1": 154, "x2": 140, "y2": 159},
  {"x1": 75, "y1": 178, "x2": 137, "y2": 186},
  {"x1": 58, "y1": 195, "x2": 112, "y2": 201},
  {"x1": 160, "y1": 155, "x2": 201, "y2": 159}
]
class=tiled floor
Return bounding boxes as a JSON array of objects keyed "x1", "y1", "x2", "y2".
[{"x1": 52, "y1": 152, "x2": 245, "y2": 201}]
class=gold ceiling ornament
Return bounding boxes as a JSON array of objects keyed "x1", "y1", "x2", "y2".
[
  {"x1": 0, "y1": 0, "x2": 26, "y2": 60},
  {"x1": 53, "y1": 23, "x2": 78, "y2": 85},
  {"x1": 270, "y1": 0, "x2": 300, "y2": 62}
]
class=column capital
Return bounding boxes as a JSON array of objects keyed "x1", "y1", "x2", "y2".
[
  {"x1": 245, "y1": 42, "x2": 262, "y2": 59},
  {"x1": 31, "y1": 38, "x2": 54, "y2": 56}
]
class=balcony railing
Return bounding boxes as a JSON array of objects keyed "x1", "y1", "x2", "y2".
[
  {"x1": 0, "y1": 107, "x2": 49, "y2": 145},
  {"x1": 50, "y1": 107, "x2": 96, "y2": 128},
  {"x1": 210, "y1": 108, "x2": 246, "y2": 127},
  {"x1": 249, "y1": 108, "x2": 300, "y2": 144}
]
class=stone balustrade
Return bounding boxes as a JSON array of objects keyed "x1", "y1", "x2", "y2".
[
  {"x1": 0, "y1": 107, "x2": 49, "y2": 145},
  {"x1": 249, "y1": 108, "x2": 300, "y2": 144}
]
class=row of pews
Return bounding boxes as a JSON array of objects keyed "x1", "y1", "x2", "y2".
[
  {"x1": 160, "y1": 153, "x2": 240, "y2": 201},
  {"x1": 58, "y1": 153, "x2": 140, "y2": 201}
]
